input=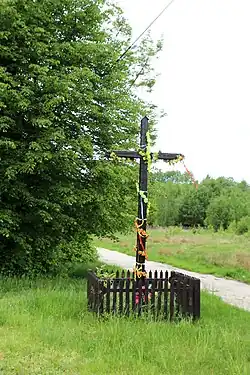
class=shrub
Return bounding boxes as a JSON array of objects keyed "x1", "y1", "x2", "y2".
[{"x1": 235, "y1": 216, "x2": 250, "y2": 235}]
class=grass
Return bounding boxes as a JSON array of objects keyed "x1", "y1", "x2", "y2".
[
  {"x1": 94, "y1": 227, "x2": 250, "y2": 283},
  {"x1": 0, "y1": 265, "x2": 250, "y2": 374}
]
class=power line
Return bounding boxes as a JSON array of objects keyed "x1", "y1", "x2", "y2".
[{"x1": 117, "y1": 0, "x2": 176, "y2": 63}]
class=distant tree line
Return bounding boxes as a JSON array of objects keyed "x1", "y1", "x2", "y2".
[{"x1": 149, "y1": 170, "x2": 250, "y2": 235}]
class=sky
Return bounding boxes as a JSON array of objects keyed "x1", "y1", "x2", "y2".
[{"x1": 116, "y1": 0, "x2": 250, "y2": 183}]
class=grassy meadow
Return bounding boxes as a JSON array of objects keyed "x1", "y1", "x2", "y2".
[
  {"x1": 0, "y1": 265, "x2": 250, "y2": 375},
  {"x1": 94, "y1": 227, "x2": 250, "y2": 283}
]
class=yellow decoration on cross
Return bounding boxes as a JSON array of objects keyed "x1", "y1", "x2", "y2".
[{"x1": 133, "y1": 266, "x2": 147, "y2": 279}]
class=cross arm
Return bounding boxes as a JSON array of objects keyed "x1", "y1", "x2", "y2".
[
  {"x1": 106, "y1": 150, "x2": 184, "y2": 162},
  {"x1": 158, "y1": 152, "x2": 184, "y2": 161},
  {"x1": 105, "y1": 150, "x2": 140, "y2": 159}
]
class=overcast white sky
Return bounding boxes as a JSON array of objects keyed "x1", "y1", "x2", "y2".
[{"x1": 116, "y1": 0, "x2": 250, "y2": 183}]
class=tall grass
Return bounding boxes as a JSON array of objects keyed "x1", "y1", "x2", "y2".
[
  {"x1": 0, "y1": 271, "x2": 249, "y2": 374},
  {"x1": 94, "y1": 228, "x2": 250, "y2": 283}
]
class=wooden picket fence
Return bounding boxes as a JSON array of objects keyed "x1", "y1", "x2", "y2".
[{"x1": 87, "y1": 269, "x2": 200, "y2": 321}]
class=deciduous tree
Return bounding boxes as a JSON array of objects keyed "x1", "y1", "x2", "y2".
[{"x1": 0, "y1": 0, "x2": 161, "y2": 274}]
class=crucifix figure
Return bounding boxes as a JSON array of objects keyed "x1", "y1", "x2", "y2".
[{"x1": 106, "y1": 116, "x2": 184, "y2": 279}]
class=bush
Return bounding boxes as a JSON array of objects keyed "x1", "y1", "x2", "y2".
[
  {"x1": 235, "y1": 216, "x2": 250, "y2": 235},
  {"x1": 57, "y1": 234, "x2": 97, "y2": 267},
  {"x1": 205, "y1": 195, "x2": 234, "y2": 231},
  {"x1": 227, "y1": 220, "x2": 238, "y2": 234},
  {"x1": 0, "y1": 232, "x2": 97, "y2": 277},
  {"x1": 166, "y1": 226, "x2": 183, "y2": 236}
]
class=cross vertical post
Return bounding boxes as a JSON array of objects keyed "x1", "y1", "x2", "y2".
[
  {"x1": 106, "y1": 116, "x2": 184, "y2": 280},
  {"x1": 136, "y1": 116, "x2": 149, "y2": 278}
]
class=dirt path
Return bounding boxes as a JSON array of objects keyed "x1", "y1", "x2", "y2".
[{"x1": 97, "y1": 248, "x2": 250, "y2": 312}]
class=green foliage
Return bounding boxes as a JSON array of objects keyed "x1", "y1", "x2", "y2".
[
  {"x1": 178, "y1": 187, "x2": 208, "y2": 227},
  {"x1": 206, "y1": 188, "x2": 249, "y2": 231},
  {"x1": 205, "y1": 195, "x2": 234, "y2": 231},
  {"x1": 95, "y1": 264, "x2": 116, "y2": 280},
  {"x1": 235, "y1": 216, "x2": 250, "y2": 235},
  {"x1": 150, "y1": 171, "x2": 250, "y2": 233},
  {"x1": 149, "y1": 180, "x2": 181, "y2": 226},
  {"x1": 0, "y1": 0, "x2": 161, "y2": 274},
  {"x1": 57, "y1": 234, "x2": 97, "y2": 265},
  {"x1": 151, "y1": 170, "x2": 192, "y2": 184}
]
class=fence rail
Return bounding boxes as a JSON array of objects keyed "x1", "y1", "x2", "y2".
[{"x1": 87, "y1": 270, "x2": 200, "y2": 321}]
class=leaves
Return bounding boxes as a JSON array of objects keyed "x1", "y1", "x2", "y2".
[
  {"x1": 0, "y1": 0, "x2": 160, "y2": 274},
  {"x1": 149, "y1": 172, "x2": 250, "y2": 231}
]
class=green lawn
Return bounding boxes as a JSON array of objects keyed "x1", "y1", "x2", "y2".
[
  {"x1": 0, "y1": 267, "x2": 250, "y2": 374},
  {"x1": 94, "y1": 227, "x2": 250, "y2": 283}
]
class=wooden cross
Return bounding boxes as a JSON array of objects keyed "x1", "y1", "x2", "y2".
[{"x1": 106, "y1": 117, "x2": 184, "y2": 278}]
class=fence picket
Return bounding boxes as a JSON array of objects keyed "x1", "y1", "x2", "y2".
[
  {"x1": 170, "y1": 272, "x2": 175, "y2": 321},
  {"x1": 188, "y1": 278, "x2": 194, "y2": 316},
  {"x1": 86, "y1": 269, "x2": 200, "y2": 321},
  {"x1": 132, "y1": 278, "x2": 136, "y2": 312},
  {"x1": 151, "y1": 277, "x2": 156, "y2": 319},
  {"x1": 87, "y1": 277, "x2": 91, "y2": 311},
  {"x1": 157, "y1": 276, "x2": 163, "y2": 317},
  {"x1": 95, "y1": 280, "x2": 100, "y2": 314},
  {"x1": 119, "y1": 278, "x2": 124, "y2": 315},
  {"x1": 99, "y1": 280, "x2": 104, "y2": 314},
  {"x1": 182, "y1": 276, "x2": 188, "y2": 317},
  {"x1": 112, "y1": 278, "x2": 117, "y2": 314},
  {"x1": 164, "y1": 271, "x2": 168, "y2": 319},
  {"x1": 138, "y1": 279, "x2": 143, "y2": 317},
  {"x1": 106, "y1": 279, "x2": 111, "y2": 314},
  {"x1": 175, "y1": 274, "x2": 181, "y2": 318},
  {"x1": 194, "y1": 279, "x2": 201, "y2": 320},
  {"x1": 144, "y1": 278, "x2": 149, "y2": 315},
  {"x1": 125, "y1": 276, "x2": 130, "y2": 316}
]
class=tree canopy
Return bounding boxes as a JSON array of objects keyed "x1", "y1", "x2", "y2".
[
  {"x1": 0, "y1": 0, "x2": 161, "y2": 274},
  {"x1": 149, "y1": 170, "x2": 250, "y2": 234}
]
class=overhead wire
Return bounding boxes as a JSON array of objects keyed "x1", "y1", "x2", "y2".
[{"x1": 116, "y1": 0, "x2": 176, "y2": 63}]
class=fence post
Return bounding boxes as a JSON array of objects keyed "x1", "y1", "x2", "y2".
[{"x1": 193, "y1": 279, "x2": 200, "y2": 320}]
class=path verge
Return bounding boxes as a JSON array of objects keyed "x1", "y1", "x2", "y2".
[{"x1": 97, "y1": 247, "x2": 250, "y2": 312}]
